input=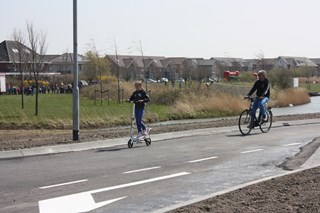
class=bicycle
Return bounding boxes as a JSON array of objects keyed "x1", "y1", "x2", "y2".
[{"x1": 238, "y1": 97, "x2": 273, "y2": 135}]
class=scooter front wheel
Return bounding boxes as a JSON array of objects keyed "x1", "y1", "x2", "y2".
[
  {"x1": 145, "y1": 138, "x2": 151, "y2": 146},
  {"x1": 128, "y1": 138, "x2": 133, "y2": 148}
]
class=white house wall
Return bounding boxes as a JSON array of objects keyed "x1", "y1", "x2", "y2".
[{"x1": 0, "y1": 74, "x2": 6, "y2": 92}]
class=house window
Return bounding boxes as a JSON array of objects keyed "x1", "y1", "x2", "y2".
[{"x1": 12, "y1": 48, "x2": 19, "y2": 53}]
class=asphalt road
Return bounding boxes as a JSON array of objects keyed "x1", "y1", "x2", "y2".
[{"x1": 1, "y1": 120, "x2": 320, "y2": 213}]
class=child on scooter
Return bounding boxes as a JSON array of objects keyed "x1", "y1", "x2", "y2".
[{"x1": 127, "y1": 81, "x2": 150, "y2": 138}]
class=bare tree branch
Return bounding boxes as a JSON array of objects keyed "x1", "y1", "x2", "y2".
[{"x1": 26, "y1": 21, "x2": 48, "y2": 116}]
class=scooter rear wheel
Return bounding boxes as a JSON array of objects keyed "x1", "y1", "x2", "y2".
[
  {"x1": 128, "y1": 139, "x2": 133, "y2": 148},
  {"x1": 145, "y1": 138, "x2": 151, "y2": 146}
]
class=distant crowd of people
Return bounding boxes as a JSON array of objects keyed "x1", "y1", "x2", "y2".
[{"x1": 6, "y1": 83, "x2": 73, "y2": 95}]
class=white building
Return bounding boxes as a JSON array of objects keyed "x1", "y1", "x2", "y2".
[{"x1": 0, "y1": 73, "x2": 6, "y2": 92}]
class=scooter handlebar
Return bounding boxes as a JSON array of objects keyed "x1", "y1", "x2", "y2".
[{"x1": 127, "y1": 100, "x2": 144, "y2": 103}]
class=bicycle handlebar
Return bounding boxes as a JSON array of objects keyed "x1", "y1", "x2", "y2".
[{"x1": 244, "y1": 96, "x2": 254, "y2": 102}]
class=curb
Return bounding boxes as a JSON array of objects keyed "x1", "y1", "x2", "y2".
[
  {"x1": 1, "y1": 119, "x2": 320, "y2": 160},
  {"x1": 0, "y1": 125, "x2": 235, "y2": 160}
]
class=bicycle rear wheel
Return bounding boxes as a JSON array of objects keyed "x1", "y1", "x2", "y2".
[
  {"x1": 238, "y1": 109, "x2": 252, "y2": 135},
  {"x1": 260, "y1": 109, "x2": 272, "y2": 133}
]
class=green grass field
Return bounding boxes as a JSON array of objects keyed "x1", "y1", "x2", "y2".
[
  {"x1": 0, "y1": 81, "x2": 313, "y2": 129},
  {"x1": 0, "y1": 94, "x2": 169, "y2": 129},
  {"x1": 300, "y1": 83, "x2": 320, "y2": 92}
]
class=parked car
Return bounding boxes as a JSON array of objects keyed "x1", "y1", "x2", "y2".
[
  {"x1": 79, "y1": 80, "x2": 88, "y2": 87},
  {"x1": 145, "y1": 78, "x2": 157, "y2": 83},
  {"x1": 175, "y1": 78, "x2": 185, "y2": 83},
  {"x1": 160, "y1": 77, "x2": 169, "y2": 83},
  {"x1": 209, "y1": 77, "x2": 218, "y2": 82},
  {"x1": 203, "y1": 77, "x2": 218, "y2": 83}
]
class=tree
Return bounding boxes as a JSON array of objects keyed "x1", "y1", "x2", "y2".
[
  {"x1": 83, "y1": 41, "x2": 110, "y2": 82},
  {"x1": 197, "y1": 66, "x2": 210, "y2": 82},
  {"x1": 138, "y1": 40, "x2": 149, "y2": 91},
  {"x1": 84, "y1": 40, "x2": 110, "y2": 105},
  {"x1": 215, "y1": 61, "x2": 227, "y2": 81},
  {"x1": 181, "y1": 61, "x2": 192, "y2": 82},
  {"x1": 268, "y1": 68, "x2": 293, "y2": 89},
  {"x1": 255, "y1": 51, "x2": 266, "y2": 70},
  {"x1": 113, "y1": 39, "x2": 121, "y2": 104},
  {"x1": 11, "y1": 29, "x2": 27, "y2": 109},
  {"x1": 231, "y1": 59, "x2": 242, "y2": 72},
  {"x1": 83, "y1": 51, "x2": 100, "y2": 82},
  {"x1": 128, "y1": 40, "x2": 147, "y2": 81},
  {"x1": 62, "y1": 49, "x2": 70, "y2": 74},
  {"x1": 25, "y1": 22, "x2": 48, "y2": 116}
]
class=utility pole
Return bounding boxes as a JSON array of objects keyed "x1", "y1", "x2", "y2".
[{"x1": 72, "y1": 0, "x2": 80, "y2": 141}]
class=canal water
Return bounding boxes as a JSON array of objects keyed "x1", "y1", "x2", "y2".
[
  {"x1": 150, "y1": 97, "x2": 320, "y2": 126},
  {"x1": 272, "y1": 96, "x2": 320, "y2": 116}
]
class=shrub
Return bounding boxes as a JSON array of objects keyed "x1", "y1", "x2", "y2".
[
  {"x1": 151, "y1": 88, "x2": 181, "y2": 105},
  {"x1": 268, "y1": 68, "x2": 293, "y2": 89},
  {"x1": 101, "y1": 75, "x2": 117, "y2": 83}
]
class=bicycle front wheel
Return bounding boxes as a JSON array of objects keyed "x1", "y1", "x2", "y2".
[
  {"x1": 238, "y1": 109, "x2": 252, "y2": 135},
  {"x1": 260, "y1": 109, "x2": 272, "y2": 133}
]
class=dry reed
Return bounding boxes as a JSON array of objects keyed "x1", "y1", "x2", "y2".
[
  {"x1": 273, "y1": 88, "x2": 310, "y2": 107},
  {"x1": 170, "y1": 92, "x2": 247, "y2": 117}
]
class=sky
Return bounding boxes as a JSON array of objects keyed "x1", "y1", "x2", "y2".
[{"x1": 1, "y1": 0, "x2": 320, "y2": 59}]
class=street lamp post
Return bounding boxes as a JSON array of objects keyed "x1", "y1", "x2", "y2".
[{"x1": 73, "y1": 0, "x2": 80, "y2": 140}]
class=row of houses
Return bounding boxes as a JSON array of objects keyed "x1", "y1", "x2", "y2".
[
  {"x1": 0, "y1": 40, "x2": 88, "y2": 75},
  {"x1": 106, "y1": 55, "x2": 319, "y2": 81},
  {"x1": 0, "y1": 40, "x2": 319, "y2": 81}
]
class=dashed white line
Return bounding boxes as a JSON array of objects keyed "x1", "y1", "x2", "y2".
[
  {"x1": 91, "y1": 172, "x2": 190, "y2": 193},
  {"x1": 282, "y1": 143, "x2": 301, "y2": 147},
  {"x1": 39, "y1": 179, "x2": 88, "y2": 189},
  {"x1": 123, "y1": 166, "x2": 161, "y2": 174},
  {"x1": 188, "y1": 156, "x2": 218, "y2": 163},
  {"x1": 241, "y1": 149, "x2": 263, "y2": 154}
]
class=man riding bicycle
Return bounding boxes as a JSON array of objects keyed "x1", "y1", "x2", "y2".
[{"x1": 244, "y1": 70, "x2": 270, "y2": 127}]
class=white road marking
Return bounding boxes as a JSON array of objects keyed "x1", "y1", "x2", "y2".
[
  {"x1": 39, "y1": 172, "x2": 190, "y2": 213},
  {"x1": 123, "y1": 166, "x2": 161, "y2": 174},
  {"x1": 39, "y1": 195, "x2": 126, "y2": 213},
  {"x1": 241, "y1": 149, "x2": 263, "y2": 154},
  {"x1": 188, "y1": 156, "x2": 218, "y2": 163},
  {"x1": 90, "y1": 172, "x2": 190, "y2": 194},
  {"x1": 39, "y1": 179, "x2": 88, "y2": 189},
  {"x1": 282, "y1": 143, "x2": 301, "y2": 147}
]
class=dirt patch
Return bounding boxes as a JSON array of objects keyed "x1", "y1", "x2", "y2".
[{"x1": 168, "y1": 166, "x2": 320, "y2": 213}]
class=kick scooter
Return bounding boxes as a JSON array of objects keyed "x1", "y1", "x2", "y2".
[{"x1": 127, "y1": 103, "x2": 152, "y2": 148}]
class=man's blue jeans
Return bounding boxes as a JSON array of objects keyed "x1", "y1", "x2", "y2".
[
  {"x1": 252, "y1": 97, "x2": 269, "y2": 120},
  {"x1": 135, "y1": 107, "x2": 146, "y2": 133}
]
